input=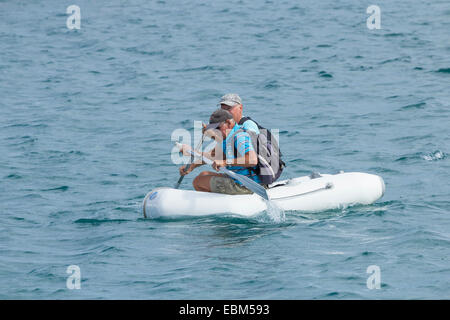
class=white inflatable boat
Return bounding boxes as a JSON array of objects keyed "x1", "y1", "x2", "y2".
[{"x1": 143, "y1": 172, "x2": 385, "y2": 218}]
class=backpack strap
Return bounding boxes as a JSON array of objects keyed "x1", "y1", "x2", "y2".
[
  {"x1": 238, "y1": 117, "x2": 250, "y2": 126},
  {"x1": 239, "y1": 116, "x2": 262, "y2": 129}
]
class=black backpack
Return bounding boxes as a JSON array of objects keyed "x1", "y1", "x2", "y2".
[{"x1": 237, "y1": 117, "x2": 286, "y2": 185}]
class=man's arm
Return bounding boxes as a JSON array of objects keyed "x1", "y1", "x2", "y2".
[
  {"x1": 178, "y1": 144, "x2": 216, "y2": 175},
  {"x1": 212, "y1": 150, "x2": 258, "y2": 171}
]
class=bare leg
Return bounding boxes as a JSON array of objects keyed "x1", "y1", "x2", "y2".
[{"x1": 193, "y1": 171, "x2": 224, "y2": 192}]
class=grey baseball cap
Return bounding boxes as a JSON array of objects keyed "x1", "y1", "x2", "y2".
[
  {"x1": 205, "y1": 109, "x2": 234, "y2": 130},
  {"x1": 218, "y1": 93, "x2": 242, "y2": 107}
]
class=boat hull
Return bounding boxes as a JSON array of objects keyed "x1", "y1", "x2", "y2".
[{"x1": 143, "y1": 172, "x2": 385, "y2": 218}]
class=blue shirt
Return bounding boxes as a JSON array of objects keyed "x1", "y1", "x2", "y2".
[{"x1": 221, "y1": 124, "x2": 261, "y2": 185}]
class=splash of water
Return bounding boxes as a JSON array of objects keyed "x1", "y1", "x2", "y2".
[
  {"x1": 422, "y1": 150, "x2": 446, "y2": 161},
  {"x1": 263, "y1": 200, "x2": 285, "y2": 223}
]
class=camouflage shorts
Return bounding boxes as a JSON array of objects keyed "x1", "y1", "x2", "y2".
[{"x1": 209, "y1": 176, "x2": 253, "y2": 195}]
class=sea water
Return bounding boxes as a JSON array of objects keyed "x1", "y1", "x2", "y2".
[{"x1": 1, "y1": 0, "x2": 449, "y2": 299}]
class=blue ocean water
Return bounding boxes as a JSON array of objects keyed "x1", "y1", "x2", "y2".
[{"x1": 0, "y1": 0, "x2": 449, "y2": 299}]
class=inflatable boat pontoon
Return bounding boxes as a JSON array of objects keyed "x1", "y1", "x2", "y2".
[{"x1": 143, "y1": 172, "x2": 385, "y2": 218}]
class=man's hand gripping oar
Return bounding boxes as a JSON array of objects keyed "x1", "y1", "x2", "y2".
[{"x1": 174, "y1": 124, "x2": 207, "y2": 189}]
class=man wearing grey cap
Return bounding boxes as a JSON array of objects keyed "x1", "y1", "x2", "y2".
[
  {"x1": 218, "y1": 93, "x2": 260, "y2": 135},
  {"x1": 178, "y1": 109, "x2": 261, "y2": 195}
]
